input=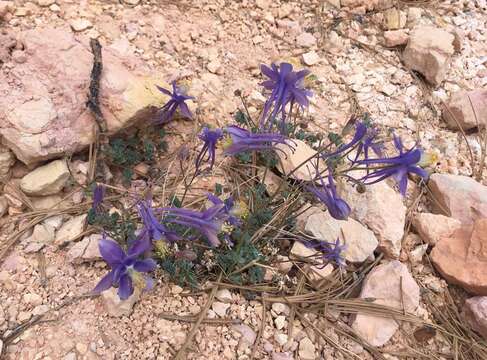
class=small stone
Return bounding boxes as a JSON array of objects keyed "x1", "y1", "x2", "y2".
[
  {"x1": 298, "y1": 337, "x2": 316, "y2": 360},
  {"x1": 296, "y1": 32, "x2": 316, "y2": 48},
  {"x1": 25, "y1": 223, "x2": 55, "y2": 245},
  {"x1": 102, "y1": 288, "x2": 140, "y2": 317},
  {"x1": 409, "y1": 244, "x2": 428, "y2": 263},
  {"x1": 383, "y1": 30, "x2": 409, "y2": 47},
  {"x1": 272, "y1": 352, "x2": 293, "y2": 360},
  {"x1": 0, "y1": 196, "x2": 8, "y2": 218},
  {"x1": 49, "y1": 4, "x2": 60, "y2": 12},
  {"x1": 64, "y1": 352, "x2": 77, "y2": 360},
  {"x1": 207, "y1": 60, "x2": 221, "y2": 74},
  {"x1": 30, "y1": 195, "x2": 66, "y2": 210},
  {"x1": 403, "y1": 26, "x2": 455, "y2": 86},
  {"x1": 412, "y1": 213, "x2": 461, "y2": 246},
  {"x1": 310, "y1": 263, "x2": 334, "y2": 282},
  {"x1": 352, "y1": 260, "x2": 420, "y2": 346},
  {"x1": 123, "y1": 0, "x2": 140, "y2": 5},
  {"x1": 70, "y1": 19, "x2": 93, "y2": 32},
  {"x1": 37, "y1": 0, "x2": 55, "y2": 6},
  {"x1": 171, "y1": 285, "x2": 183, "y2": 295},
  {"x1": 215, "y1": 289, "x2": 232, "y2": 303},
  {"x1": 20, "y1": 159, "x2": 69, "y2": 196},
  {"x1": 428, "y1": 174, "x2": 487, "y2": 224},
  {"x1": 274, "y1": 333, "x2": 288, "y2": 346},
  {"x1": 212, "y1": 302, "x2": 230, "y2": 317},
  {"x1": 232, "y1": 324, "x2": 256, "y2": 349},
  {"x1": 271, "y1": 303, "x2": 290, "y2": 316},
  {"x1": 407, "y1": 7, "x2": 422, "y2": 24},
  {"x1": 0, "y1": 1, "x2": 13, "y2": 18},
  {"x1": 442, "y1": 89, "x2": 487, "y2": 131},
  {"x1": 43, "y1": 215, "x2": 64, "y2": 230},
  {"x1": 302, "y1": 51, "x2": 320, "y2": 66},
  {"x1": 54, "y1": 214, "x2": 87, "y2": 246},
  {"x1": 383, "y1": 8, "x2": 402, "y2": 30},
  {"x1": 23, "y1": 292, "x2": 43, "y2": 306},
  {"x1": 274, "y1": 315, "x2": 286, "y2": 330},
  {"x1": 431, "y1": 219, "x2": 487, "y2": 295},
  {"x1": 67, "y1": 235, "x2": 102, "y2": 264},
  {"x1": 463, "y1": 296, "x2": 487, "y2": 340}
]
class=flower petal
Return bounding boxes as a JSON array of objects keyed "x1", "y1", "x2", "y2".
[
  {"x1": 99, "y1": 238, "x2": 125, "y2": 267},
  {"x1": 134, "y1": 258, "x2": 157, "y2": 273},
  {"x1": 93, "y1": 270, "x2": 114, "y2": 294},
  {"x1": 179, "y1": 102, "x2": 193, "y2": 119},
  {"x1": 128, "y1": 231, "x2": 152, "y2": 257},
  {"x1": 118, "y1": 274, "x2": 134, "y2": 300}
]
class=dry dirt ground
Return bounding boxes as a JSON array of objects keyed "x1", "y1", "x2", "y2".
[{"x1": 0, "y1": 0, "x2": 487, "y2": 359}]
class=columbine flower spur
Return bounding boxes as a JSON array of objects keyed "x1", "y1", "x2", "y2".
[
  {"x1": 195, "y1": 127, "x2": 224, "y2": 173},
  {"x1": 155, "y1": 81, "x2": 194, "y2": 124},
  {"x1": 93, "y1": 234, "x2": 157, "y2": 300},
  {"x1": 222, "y1": 125, "x2": 292, "y2": 156}
]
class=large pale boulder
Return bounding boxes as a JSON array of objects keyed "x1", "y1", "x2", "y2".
[
  {"x1": 431, "y1": 219, "x2": 487, "y2": 295},
  {"x1": 352, "y1": 260, "x2": 420, "y2": 346},
  {"x1": 428, "y1": 174, "x2": 487, "y2": 224},
  {"x1": 338, "y1": 181, "x2": 406, "y2": 258},
  {"x1": 403, "y1": 26, "x2": 455, "y2": 86},
  {"x1": 442, "y1": 90, "x2": 487, "y2": 131},
  {"x1": 0, "y1": 27, "x2": 167, "y2": 165},
  {"x1": 305, "y1": 210, "x2": 378, "y2": 263},
  {"x1": 20, "y1": 159, "x2": 69, "y2": 196}
]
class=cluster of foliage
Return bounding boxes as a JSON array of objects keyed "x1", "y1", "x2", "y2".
[{"x1": 88, "y1": 64, "x2": 433, "y2": 300}]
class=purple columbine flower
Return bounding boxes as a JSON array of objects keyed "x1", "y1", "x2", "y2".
[
  {"x1": 91, "y1": 184, "x2": 105, "y2": 213},
  {"x1": 207, "y1": 193, "x2": 241, "y2": 227},
  {"x1": 161, "y1": 203, "x2": 225, "y2": 247},
  {"x1": 260, "y1": 62, "x2": 312, "y2": 128},
  {"x1": 138, "y1": 200, "x2": 180, "y2": 243},
  {"x1": 222, "y1": 125, "x2": 292, "y2": 156},
  {"x1": 195, "y1": 127, "x2": 224, "y2": 173},
  {"x1": 358, "y1": 135, "x2": 429, "y2": 196},
  {"x1": 323, "y1": 122, "x2": 368, "y2": 159},
  {"x1": 306, "y1": 169, "x2": 351, "y2": 221},
  {"x1": 93, "y1": 234, "x2": 157, "y2": 300},
  {"x1": 155, "y1": 81, "x2": 194, "y2": 124},
  {"x1": 298, "y1": 237, "x2": 346, "y2": 267}
]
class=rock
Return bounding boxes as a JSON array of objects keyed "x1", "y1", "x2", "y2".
[
  {"x1": 272, "y1": 302, "x2": 290, "y2": 316},
  {"x1": 0, "y1": 145, "x2": 15, "y2": 183},
  {"x1": 67, "y1": 234, "x2": 102, "y2": 264},
  {"x1": 407, "y1": 7, "x2": 422, "y2": 24},
  {"x1": 276, "y1": 139, "x2": 323, "y2": 181},
  {"x1": 215, "y1": 289, "x2": 233, "y2": 303},
  {"x1": 298, "y1": 337, "x2": 316, "y2": 360},
  {"x1": 23, "y1": 292, "x2": 43, "y2": 306},
  {"x1": 272, "y1": 352, "x2": 293, "y2": 360},
  {"x1": 338, "y1": 181, "x2": 406, "y2": 258},
  {"x1": 25, "y1": 223, "x2": 55, "y2": 245},
  {"x1": 428, "y1": 174, "x2": 487, "y2": 224},
  {"x1": 212, "y1": 301, "x2": 230, "y2": 317},
  {"x1": 326, "y1": 0, "x2": 340, "y2": 8},
  {"x1": 232, "y1": 324, "x2": 256, "y2": 349},
  {"x1": 352, "y1": 260, "x2": 420, "y2": 346},
  {"x1": 274, "y1": 333, "x2": 288, "y2": 346},
  {"x1": 383, "y1": 30, "x2": 409, "y2": 47},
  {"x1": 463, "y1": 296, "x2": 487, "y2": 340},
  {"x1": 274, "y1": 315, "x2": 286, "y2": 330},
  {"x1": 305, "y1": 210, "x2": 378, "y2": 263},
  {"x1": 44, "y1": 215, "x2": 64, "y2": 230},
  {"x1": 20, "y1": 160, "x2": 69, "y2": 196},
  {"x1": 412, "y1": 213, "x2": 461, "y2": 246},
  {"x1": 383, "y1": 8, "x2": 403, "y2": 30},
  {"x1": 0, "y1": 1, "x2": 12, "y2": 18},
  {"x1": 310, "y1": 263, "x2": 334, "y2": 282},
  {"x1": 70, "y1": 19, "x2": 93, "y2": 32},
  {"x1": 37, "y1": 0, "x2": 55, "y2": 6},
  {"x1": 0, "y1": 28, "x2": 166, "y2": 165},
  {"x1": 409, "y1": 244, "x2": 428, "y2": 263},
  {"x1": 431, "y1": 219, "x2": 487, "y2": 295},
  {"x1": 30, "y1": 194, "x2": 66, "y2": 210},
  {"x1": 302, "y1": 51, "x2": 320, "y2": 66},
  {"x1": 403, "y1": 26, "x2": 455, "y2": 86},
  {"x1": 296, "y1": 32, "x2": 316, "y2": 48},
  {"x1": 442, "y1": 90, "x2": 487, "y2": 130},
  {"x1": 102, "y1": 287, "x2": 140, "y2": 317},
  {"x1": 123, "y1": 0, "x2": 140, "y2": 5},
  {"x1": 55, "y1": 214, "x2": 87, "y2": 246},
  {"x1": 290, "y1": 241, "x2": 316, "y2": 259},
  {"x1": 0, "y1": 196, "x2": 7, "y2": 218}
]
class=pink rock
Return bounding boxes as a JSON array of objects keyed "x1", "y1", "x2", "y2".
[
  {"x1": 383, "y1": 30, "x2": 409, "y2": 47},
  {"x1": 431, "y1": 219, "x2": 487, "y2": 295},
  {"x1": 428, "y1": 174, "x2": 487, "y2": 224},
  {"x1": 442, "y1": 89, "x2": 487, "y2": 131},
  {"x1": 412, "y1": 213, "x2": 462, "y2": 246},
  {"x1": 352, "y1": 260, "x2": 420, "y2": 346},
  {"x1": 403, "y1": 26, "x2": 455, "y2": 86},
  {"x1": 463, "y1": 296, "x2": 487, "y2": 340},
  {"x1": 0, "y1": 27, "x2": 167, "y2": 165}
]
